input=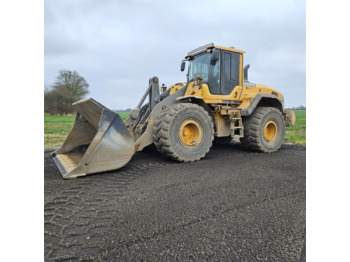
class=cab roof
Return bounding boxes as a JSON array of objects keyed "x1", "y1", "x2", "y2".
[{"x1": 185, "y1": 43, "x2": 245, "y2": 59}]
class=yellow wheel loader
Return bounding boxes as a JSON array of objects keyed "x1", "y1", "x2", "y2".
[{"x1": 52, "y1": 43, "x2": 296, "y2": 179}]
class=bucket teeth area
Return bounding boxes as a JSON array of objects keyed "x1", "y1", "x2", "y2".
[{"x1": 55, "y1": 153, "x2": 84, "y2": 172}]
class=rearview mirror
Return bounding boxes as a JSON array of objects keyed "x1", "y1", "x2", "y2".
[
  {"x1": 211, "y1": 49, "x2": 220, "y2": 65},
  {"x1": 181, "y1": 61, "x2": 186, "y2": 72}
]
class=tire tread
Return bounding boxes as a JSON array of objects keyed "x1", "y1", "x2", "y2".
[
  {"x1": 241, "y1": 107, "x2": 285, "y2": 153},
  {"x1": 153, "y1": 103, "x2": 214, "y2": 162}
]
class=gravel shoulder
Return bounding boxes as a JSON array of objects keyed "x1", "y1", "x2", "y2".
[{"x1": 44, "y1": 142, "x2": 306, "y2": 261}]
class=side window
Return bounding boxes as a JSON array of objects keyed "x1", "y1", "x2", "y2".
[
  {"x1": 224, "y1": 53, "x2": 231, "y2": 80},
  {"x1": 230, "y1": 52, "x2": 240, "y2": 86},
  {"x1": 222, "y1": 51, "x2": 240, "y2": 95}
]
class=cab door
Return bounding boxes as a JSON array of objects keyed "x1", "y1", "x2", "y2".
[{"x1": 221, "y1": 51, "x2": 240, "y2": 95}]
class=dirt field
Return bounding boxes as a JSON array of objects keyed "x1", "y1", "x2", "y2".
[{"x1": 44, "y1": 142, "x2": 306, "y2": 261}]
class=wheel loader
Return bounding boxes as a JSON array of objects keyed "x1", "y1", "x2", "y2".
[{"x1": 52, "y1": 43, "x2": 296, "y2": 179}]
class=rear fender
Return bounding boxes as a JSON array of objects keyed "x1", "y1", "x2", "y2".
[{"x1": 241, "y1": 94, "x2": 283, "y2": 116}]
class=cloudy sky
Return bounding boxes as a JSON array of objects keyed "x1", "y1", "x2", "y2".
[{"x1": 44, "y1": 0, "x2": 305, "y2": 110}]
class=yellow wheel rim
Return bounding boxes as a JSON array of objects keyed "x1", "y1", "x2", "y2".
[
  {"x1": 178, "y1": 119, "x2": 203, "y2": 148},
  {"x1": 263, "y1": 120, "x2": 278, "y2": 143}
]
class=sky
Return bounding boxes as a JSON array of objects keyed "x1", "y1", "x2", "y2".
[{"x1": 44, "y1": 0, "x2": 305, "y2": 110}]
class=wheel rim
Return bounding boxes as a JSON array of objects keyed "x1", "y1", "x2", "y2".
[
  {"x1": 263, "y1": 120, "x2": 278, "y2": 143},
  {"x1": 178, "y1": 119, "x2": 203, "y2": 148}
]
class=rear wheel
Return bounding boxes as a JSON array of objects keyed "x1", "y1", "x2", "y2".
[
  {"x1": 241, "y1": 107, "x2": 285, "y2": 152},
  {"x1": 153, "y1": 103, "x2": 214, "y2": 162}
]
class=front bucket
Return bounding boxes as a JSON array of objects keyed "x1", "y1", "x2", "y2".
[{"x1": 51, "y1": 98, "x2": 135, "y2": 179}]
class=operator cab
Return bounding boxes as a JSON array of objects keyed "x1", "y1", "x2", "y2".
[{"x1": 181, "y1": 43, "x2": 244, "y2": 96}]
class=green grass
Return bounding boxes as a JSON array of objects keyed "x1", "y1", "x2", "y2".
[
  {"x1": 115, "y1": 111, "x2": 130, "y2": 120},
  {"x1": 285, "y1": 110, "x2": 306, "y2": 146},
  {"x1": 44, "y1": 115, "x2": 76, "y2": 149},
  {"x1": 44, "y1": 111, "x2": 130, "y2": 150},
  {"x1": 44, "y1": 115, "x2": 76, "y2": 134}
]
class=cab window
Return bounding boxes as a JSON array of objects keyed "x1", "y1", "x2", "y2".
[{"x1": 222, "y1": 51, "x2": 240, "y2": 95}]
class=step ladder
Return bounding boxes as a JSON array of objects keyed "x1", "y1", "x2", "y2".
[{"x1": 229, "y1": 110, "x2": 244, "y2": 140}]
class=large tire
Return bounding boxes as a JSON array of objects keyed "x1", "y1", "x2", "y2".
[
  {"x1": 241, "y1": 107, "x2": 285, "y2": 153},
  {"x1": 153, "y1": 103, "x2": 214, "y2": 162}
]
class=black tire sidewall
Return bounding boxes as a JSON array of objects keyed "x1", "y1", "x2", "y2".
[{"x1": 169, "y1": 106, "x2": 213, "y2": 160}]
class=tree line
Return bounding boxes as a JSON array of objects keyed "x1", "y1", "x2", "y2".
[
  {"x1": 286, "y1": 105, "x2": 306, "y2": 110},
  {"x1": 44, "y1": 70, "x2": 89, "y2": 115}
]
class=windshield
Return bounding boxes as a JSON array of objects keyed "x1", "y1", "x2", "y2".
[{"x1": 188, "y1": 51, "x2": 221, "y2": 94}]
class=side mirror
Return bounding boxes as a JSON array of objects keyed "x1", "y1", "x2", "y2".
[
  {"x1": 181, "y1": 61, "x2": 186, "y2": 72},
  {"x1": 211, "y1": 49, "x2": 220, "y2": 65}
]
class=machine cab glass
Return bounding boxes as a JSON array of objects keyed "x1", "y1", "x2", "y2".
[{"x1": 187, "y1": 49, "x2": 240, "y2": 95}]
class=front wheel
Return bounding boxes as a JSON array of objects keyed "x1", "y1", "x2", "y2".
[
  {"x1": 241, "y1": 107, "x2": 285, "y2": 153},
  {"x1": 153, "y1": 103, "x2": 214, "y2": 162}
]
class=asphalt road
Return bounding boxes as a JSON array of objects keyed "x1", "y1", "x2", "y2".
[{"x1": 44, "y1": 142, "x2": 306, "y2": 261}]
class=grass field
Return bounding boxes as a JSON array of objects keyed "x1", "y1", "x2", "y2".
[
  {"x1": 44, "y1": 110, "x2": 306, "y2": 150},
  {"x1": 44, "y1": 115, "x2": 76, "y2": 149},
  {"x1": 285, "y1": 110, "x2": 306, "y2": 146}
]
